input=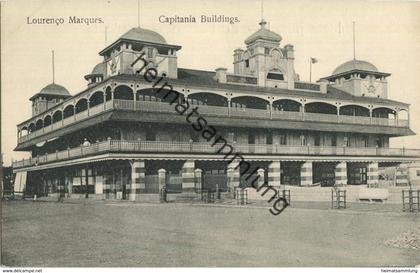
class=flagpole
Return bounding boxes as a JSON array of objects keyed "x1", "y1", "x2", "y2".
[{"x1": 309, "y1": 58, "x2": 312, "y2": 82}]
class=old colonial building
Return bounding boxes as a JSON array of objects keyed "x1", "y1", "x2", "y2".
[{"x1": 12, "y1": 21, "x2": 420, "y2": 201}]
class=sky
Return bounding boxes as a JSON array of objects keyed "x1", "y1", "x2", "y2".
[{"x1": 1, "y1": 0, "x2": 420, "y2": 165}]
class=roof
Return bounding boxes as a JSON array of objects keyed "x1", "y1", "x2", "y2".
[
  {"x1": 245, "y1": 20, "x2": 282, "y2": 44},
  {"x1": 84, "y1": 62, "x2": 106, "y2": 80},
  {"x1": 120, "y1": 27, "x2": 167, "y2": 44},
  {"x1": 99, "y1": 27, "x2": 181, "y2": 56},
  {"x1": 30, "y1": 83, "x2": 71, "y2": 101},
  {"x1": 91, "y1": 62, "x2": 106, "y2": 75},
  {"x1": 112, "y1": 68, "x2": 407, "y2": 107},
  {"x1": 332, "y1": 59, "x2": 378, "y2": 75}
]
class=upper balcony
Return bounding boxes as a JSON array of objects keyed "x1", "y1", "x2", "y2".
[{"x1": 16, "y1": 76, "x2": 412, "y2": 148}]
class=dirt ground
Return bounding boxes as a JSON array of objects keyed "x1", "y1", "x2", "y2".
[{"x1": 1, "y1": 200, "x2": 419, "y2": 267}]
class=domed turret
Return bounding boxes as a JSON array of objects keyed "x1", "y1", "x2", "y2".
[
  {"x1": 84, "y1": 62, "x2": 106, "y2": 86},
  {"x1": 120, "y1": 27, "x2": 167, "y2": 44},
  {"x1": 332, "y1": 59, "x2": 378, "y2": 76},
  {"x1": 30, "y1": 83, "x2": 71, "y2": 116},
  {"x1": 322, "y1": 59, "x2": 390, "y2": 98},
  {"x1": 98, "y1": 26, "x2": 181, "y2": 79}
]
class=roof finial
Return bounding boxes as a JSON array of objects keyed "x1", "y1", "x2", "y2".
[
  {"x1": 352, "y1": 21, "x2": 356, "y2": 60},
  {"x1": 51, "y1": 50, "x2": 55, "y2": 83},
  {"x1": 137, "y1": 0, "x2": 141, "y2": 27},
  {"x1": 259, "y1": 0, "x2": 266, "y2": 28}
]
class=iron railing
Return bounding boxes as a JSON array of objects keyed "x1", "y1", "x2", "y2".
[{"x1": 12, "y1": 139, "x2": 420, "y2": 169}]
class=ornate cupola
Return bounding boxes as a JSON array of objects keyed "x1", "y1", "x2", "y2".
[
  {"x1": 232, "y1": 20, "x2": 296, "y2": 89},
  {"x1": 30, "y1": 83, "x2": 71, "y2": 116},
  {"x1": 322, "y1": 59, "x2": 391, "y2": 98},
  {"x1": 98, "y1": 27, "x2": 182, "y2": 79}
]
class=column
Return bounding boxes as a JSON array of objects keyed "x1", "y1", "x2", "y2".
[
  {"x1": 182, "y1": 160, "x2": 195, "y2": 192},
  {"x1": 257, "y1": 168, "x2": 266, "y2": 189},
  {"x1": 335, "y1": 161, "x2": 347, "y2": 186},
  {"x1": 158, "y1": 169, "x2": 166, "y2": 192},
  {"x1": 300, "y1": 161, "x2": 313, "y2": 186},
  {"x1": 227, "y1": 160, "x2": 240, "y2": 191},
  {"x1": 130, "y1": 160, "x2": 145, "y2": 201},
  {"x1": 194, "y1": 168, "x2": 203, "y2": 192},
  {"x1": 367, "y1": 162, "x2": 379, "y2": 186},
  {"x1": 67, "y1": 176, "x2": 73, "y2": 197},
  {"x1": 268, "y1": 161, "x2": 281, "y2": 187},
  {"x1": 395, "y1": 163, "x2": 408, "y2": 186}
]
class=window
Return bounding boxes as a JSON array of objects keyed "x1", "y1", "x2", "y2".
[
  {"x1": 363, "y1": 136, "x2": 369, "y2": 147},
  {"x1": 264, "y1": 47, "x2": 270, "y2": 55},
  {"x1": 417, "y1": 170, "x2": 420, "y2": 177},
  {"x1": 300, "y1": 134, "x2": 307, "y2": 146},
  {"x1": 267, "y1": 72, "x2": 284, "y2": 80},
  {"x1": 331, "y1": 135, "x2": 337, "y2": 147},
  {"x1": 245, "y1": 59, "x2": 250, "y2": 68},
  {"x1": 343, "y1": 136, "x2": 349, "y2": 147},
  {"x1": 266, "y1": 132, "x2": 273, "y2": 145},
  {"x1": 248, "y1": 132, "x2": 255, "y2": 144},
  {"x1": 280, "y1": 134, "x2": 287, "y2": 145},
  {"x1": 314, "y1": 133, "x2": 320, "y2": 146}
]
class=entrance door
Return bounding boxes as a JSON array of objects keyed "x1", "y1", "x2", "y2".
[{"x1": 202, "y1": 172, "x2": 228, "y2": 191}]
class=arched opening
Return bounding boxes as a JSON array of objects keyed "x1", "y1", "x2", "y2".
[
  {"x1": 63, "y1": 105, "x2": 74, "y2": 119},
  {"x1": 340, "y1": 105, "x2": 370, "y2": 117},
  {"x1": 187, "y1": 92, "x2": 228, "y2": 107},
  {"x1": 266, "y1": 69, "x2": 285, "y2": 81},
  {"x1": 89, "y1": 91, "x2": 104, "y2": 108},
  {"x1": 114, "y1": 85, "x2": 134, "y2": 100},
  {"x1": 398, "y1": 109, "x2": 408, "y2": 120},
  {"x1": 231, "y1": 96, "x2": 269, "y2": 110},
  {"x1": 136, "y1": 88, "x2": 184, "y2": 104},
  {"x1": 272, "y1": 99, "x2": 301, "y2": 112},
  {"x1": 75, "y1": 98, "x2": 88, "y2": 113},
  {"x1": 28, "y1": 123, "x2": 35, "y2": 133},
  {"x1": 52, "y1": 110, "x2": 63, "y2": 123},
  {"x1": 372, "y1": 107, "x2": 395, "y2": 119},
  {"x1": 35, "y1": 119, "x2": 43, "y2": 131},
  {"x1": 305, "y1": 102, "x2": 337, "y2": 115},
  {"x1": 105, "y1": 87, "x2": 112, "y2": 101},
  {"x1": 44, "y1": 115, "x2": 52, "y2": 127}
]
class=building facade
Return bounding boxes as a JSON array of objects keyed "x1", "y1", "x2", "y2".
[{"x1": 12, "y1": 21, "x2": 420, "y2": 200}]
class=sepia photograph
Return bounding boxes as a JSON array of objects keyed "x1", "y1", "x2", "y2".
[{"x1": 1, "y1": 0, "x2": 420, "y2": 271}]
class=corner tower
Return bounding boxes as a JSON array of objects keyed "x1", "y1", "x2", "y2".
[
  {"x1": 322, "y1": 59, "x2": 390, "y2": 98},
  {"x1": 233, "y1": 20, "x2": 296, "y2": 89},
  {"x1": 98, "y1": 27, "x2": 182, "y2": 79}
]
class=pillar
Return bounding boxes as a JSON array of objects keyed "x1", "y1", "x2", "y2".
[
  {"x1": 335, "y1": 161, "x2": 347, "y2": 186},
  {"x1": 227, "y1": 160, "x2": 240, "y2": 191},
  {"x1": 367, "y1": 162, "x2": 379, "y2": 186},
  {"x1": 194, "y1": 168, "x2": 203, "y2": 192},
  {"x1": 257, "y1": 168, "x2": 266, "y2": 188},
  {"x1": 182, "y1": 160, "x2": 195, "y2": 192},
  {"x1": 395, "y1": 163, "x2": 409, "y2": 186},
  {"x1": 300, "y1": 161, "x2": 313, "y2": 186},
  {"x1": 268, "y1": 161, "x2": 281, "y2": 187},
  {"x1": 158, "y1": 169, "x2": 166, "y2": 191},
  {"x1": 130, "y1": 160, "x2": 145, "y2": 201}
]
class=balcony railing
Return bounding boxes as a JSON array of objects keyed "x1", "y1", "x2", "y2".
[
  {"x1": 12, "y1": 140, "x2": 420, "y2": 169},
  {"x1": 18, "y1": 99, "x2": 410, "y2": 144}
]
